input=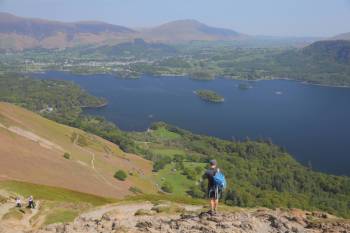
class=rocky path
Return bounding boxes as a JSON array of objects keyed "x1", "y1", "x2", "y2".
[
  {"x1": 0, "y1": 202, "x2": 13, "y2": 220},
  {"x1": 80, "y1": 202, "x2": 154, "y2": 221},
  {"x1": 0, "y1": 199, "x2": 40, "y2": 233},
  {"x1": 36, "y1": 202, "x2": 350, "y2": 233}
]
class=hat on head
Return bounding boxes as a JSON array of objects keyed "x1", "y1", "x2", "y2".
[{"x1": 209, "y1": 159, "x2": 217, "y2": 166}]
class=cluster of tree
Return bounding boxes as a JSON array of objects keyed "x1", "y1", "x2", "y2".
[
  {"x1": 0, "y1": 75, "x2": 106, "y2": 123},
  {"x1": 195, "y1": 89, "x2": 224, "y2": 103}
]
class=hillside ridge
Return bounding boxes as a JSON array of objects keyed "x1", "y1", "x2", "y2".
[
  {"x1": 0, "y1": 12, "x2": 244, "y2": 50},
  {"x1": 0, "y1": 102, "x2": 156, "y2": 198}
]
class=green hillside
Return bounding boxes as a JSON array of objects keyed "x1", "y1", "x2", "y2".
[
  {"x1": 129, "y1": 122, "x2": 350, "y2": 218},
  {"x1": 302, "y1": 40, "x2": 350, "y2": 64},
  {"x1": 0, "y1": 75, "x2": 106, "y2": 123}
]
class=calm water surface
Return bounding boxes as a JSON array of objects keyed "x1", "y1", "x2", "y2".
[{"x1": 33, "y1": 71, "x2": 350, "y2": 176}]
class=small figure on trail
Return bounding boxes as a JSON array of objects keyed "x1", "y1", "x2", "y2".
[
  {"x1": 28, "y1": 195, "x2": 35, "y2": 209},
  {"x1": 15, "y1": 197, "x2": 22, "y2": 208},
  {"x1": 203, "y1": 159, "x2": 226, "y2": 215}
]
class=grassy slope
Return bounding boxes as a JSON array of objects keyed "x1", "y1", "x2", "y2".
[
  {"x1": 0, "y1": 180, "x2": 114, "y2": 205},
  {"x1": 0, "y1": 102, "x2": 157, "y2": 198},
  {"x1": 0, "y1": 180, "x2": 206, "y2": 225},
  {"x1": 130, "y1": 124, "x2": 350, "y2": 218},
  {"x1": 0, "y1": 180, "x2": 114, "y2": 224}
]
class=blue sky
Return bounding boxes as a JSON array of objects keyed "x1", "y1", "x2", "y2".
[{"x1": 1, "y1": 0, "x2": 350, "y2": 37}]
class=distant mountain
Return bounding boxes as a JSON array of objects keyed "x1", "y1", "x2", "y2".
[
  {"x1": 93, "y1": 38, "x2": 177, "y2": 58},
  {"x1": 331, "y1": 32, "x2": 350, "y2": 41},
  {"x1": 0, "y1": 12, "x2": 135, "y2": 51},
  {"x1": 0, "y1": 13, "x2": 245, "y2": 50},
  {"x1": 302, "y1": 40, "x2": 350, "y2": 64},
  {"x1": 140, "y1": 19, "x2": 245, "y2": 43}
]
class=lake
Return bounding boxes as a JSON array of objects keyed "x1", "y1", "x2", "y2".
[{"x1": 33, "y1": 71, "x2": 350, "y2": 176}]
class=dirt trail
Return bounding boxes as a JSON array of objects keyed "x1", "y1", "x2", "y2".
[
  {"x1": 0, "y1": 123, "x2": 63, "y2": 152},
  {"x1": 81, "y1": 202, "x2": 154, "y2": 221},
  {"x1": 73, "y1": 135, "x2": 118, "y2": 190}
]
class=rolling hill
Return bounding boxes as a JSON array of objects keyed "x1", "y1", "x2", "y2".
[
  {"x1": 0, "y1": 12, "x2": 135, "y2": 51},
  {"x1": 140, "y1": 19, "x2": 244, "y2": 43},
  {"x1": 0, "y1": 102, "x2": 157, "y2": 198},
  {"x1": 302, "y1": 40, "x2": 350, "y2": 64},
  {"x1": 331, "y1": 32, "x2": 350, "y2": 41},
  {"x1": 0, "y1": 13, "x2": 245, "y2": 50}
]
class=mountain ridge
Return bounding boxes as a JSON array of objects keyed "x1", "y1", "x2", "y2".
[
  {"x1": 331, "y1": 32, "x2": 350, "y2": 41},
  {"x1": 0, "y1": 12, "x2": 245, "y2": 50},
  {"x1": 0, "y1": 12, "x2": 136, "y2": 50},
  {"x1": 140, "y1": 19, "x2": 244, "y2": 43}
]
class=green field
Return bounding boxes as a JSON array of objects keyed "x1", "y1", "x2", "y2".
[
  {"x1": 155, "y1": 162, "x2": 206, "y2": 196},
  {"x1": 150, "y1": 148, "x2": 186, "y2": 157},
  {"x1": 0, "y1": 180, "x2": 114, "y2": 206},
  {"x1": 151, "y1": 127, "x2": 181, "y2": 140},
  {"x1": 44, "y1": 208, "x2": 79, "y2": 225}
]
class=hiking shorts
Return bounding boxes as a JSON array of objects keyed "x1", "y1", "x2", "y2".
[{"x1": 208, "y1": 186, "x2": 221, "y2": 200}]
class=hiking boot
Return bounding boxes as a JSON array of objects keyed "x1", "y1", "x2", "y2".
[{"x1": 207, "y1": 210, "x2": 214, "y2": 215}]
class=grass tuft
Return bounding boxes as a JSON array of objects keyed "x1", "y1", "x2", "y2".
[{"x1": 44, "y1": 209, "x2": 78, "y2": 225}]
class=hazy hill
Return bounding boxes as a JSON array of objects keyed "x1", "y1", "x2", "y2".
[
  {"x1": 84, "y1": 38, "x2": 177, "y2": 59},
  {"x1": 331, "y1": 32, "x2": 350, "y2": 41},
  {"x1": 140, "y1": 19, "x2": 244, "y2": 43},
  {"x1": 0, "y1": 102, "x2": 156, "y2": 198},
  {"x1": 0, "y1": 13, "x2": 246, "y2": 50},
  {"x1": 0, "y1": 12, "x2": 135, "y2": 50},
  {"x1": 302, "y1": 40, "x2": 350, "y2": 64}
]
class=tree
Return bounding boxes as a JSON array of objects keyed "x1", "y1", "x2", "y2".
[
  {"x1": 183, "y1": 167, "x2": 197, "y2": 180},
  {"x1": 114, "y1": 170, "x2": 127, "y2": 181},
  {"x1": 161, "y1": 182, "x2": 173, "y2": 193},
  {"x1": 187, "y1": 185, "x2": 204, "y2": 198},
  {"x1": 63, "y1": 152, "x2": 71, "y2": 160}
]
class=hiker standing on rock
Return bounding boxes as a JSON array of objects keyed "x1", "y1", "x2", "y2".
[
  {"x1": 15, "y1": 197, "x2": 22, "y2": 208},
  {"x1": 203, "y1": 159, "x2": 226, "y2": 215}
]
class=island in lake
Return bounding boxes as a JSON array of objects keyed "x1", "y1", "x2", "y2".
[{"x1": 194, "y1": 89, "x2": 224, "y2": 103}]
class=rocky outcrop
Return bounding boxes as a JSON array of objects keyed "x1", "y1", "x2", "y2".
[{"x1": 37, "y1": 206, "x2": 350, "y2": 233}]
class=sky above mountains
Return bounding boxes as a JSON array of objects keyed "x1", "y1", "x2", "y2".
[{"x1": 1, "y1": 0, "x2": 350, "y2": 37}]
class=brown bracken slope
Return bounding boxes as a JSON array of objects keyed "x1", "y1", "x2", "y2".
[{"x1": 0, "y1": 102, "x2": 157, "y2": 198}]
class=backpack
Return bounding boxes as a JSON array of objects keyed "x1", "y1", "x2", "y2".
[{"x1": 213, "y1": 169, "x2": 227, "y2": 190}]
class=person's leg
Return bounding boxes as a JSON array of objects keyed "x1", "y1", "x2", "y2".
[
  {"x1": 214, "y1": 199, "x2": 219, "y2": 212},
  {"x1": 210, "y1": 198, "x2": 215, "y2": 211},
  {"x1": 213, "y1": 187, "x2": 220, "y2": 212}
]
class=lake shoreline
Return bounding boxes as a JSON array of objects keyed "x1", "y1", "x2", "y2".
[
  {"x1": 26, "y1": 70, "x2": 350, "y2": 89},
  {"x1": 31, "y1": 71, "x2": 350, "y2": 176}
]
